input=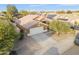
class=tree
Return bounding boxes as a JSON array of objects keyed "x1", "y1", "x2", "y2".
[
  {"x1": 30, "y1": 11, "x2": 37, "y2": 14},
  {"x1": 57, "y1": 11, "x2": 65, "y2": 14},
  {"x1": 19, "y1": 10, "x2": 29, "y2": 17},
  {"x1": 49, "y1": 20, "x2": 74, "y2": 36},
  {"x1": 0, "y1": 11, "x2": 6, "y2": 19},
  {"x1": 6, "y1": 5, "x2": 18, "y2": 21},
  {"x1": 66, "y1": 10, "x2": 72, "y2": 14},
  {"x1": 74, "y1": 21, "x2": 79, "y2": 26},
  {"x1": 1, "y1": 11, "x2": 7, "y2": 14},
  {"x1": 0, "y1": 19, "x2": 19, "y2": 54}
]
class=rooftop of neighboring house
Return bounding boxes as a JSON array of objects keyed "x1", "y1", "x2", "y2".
[
  {"x1": 15, "y1": 13, "x2": 79, "y2": 30},
  {"x1": 15, "y1": 14, "x2": 53, "y2": 29},
  {"x1": 15, "y1": 15, "x2": 39, "y2": 29},
  {"x1": 54, "y1": 14, "x2": 79, "y2": 23}
]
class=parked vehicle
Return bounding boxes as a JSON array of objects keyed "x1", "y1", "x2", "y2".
[
  {"x1": 70, "y1": 25, "x2": 79, "y2": 30},
  {"x1": 74, "y1": 33, "x2": 79, "y2": 45}
]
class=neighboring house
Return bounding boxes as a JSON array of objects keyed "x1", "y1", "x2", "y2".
[
  {"x1": 15, "y1": 14, "x2": 48, "y2": 35},
  {"x1": 15, "y1": 13, "x2": 79, "y2": 36},
  {"x1": 53, "y1": 14, "x2": 79, "y2": 25},
  {"x1": 15, "y1": 15, "x2": 39, "y2": 29}
]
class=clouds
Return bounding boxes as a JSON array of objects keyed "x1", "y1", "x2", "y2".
[
  {"x1": 28, "y1": 4, "x2": 48, "y2": 7},
  {"x1": 29, "y1": 4, "x2": 78, "y2": 7},
  {"x1": 0, "y1": 4, "x2": 79, "y2": 11},
  {"x1": 29, "y1": 4, "x2": 41, "y2": 7},
  {"x1": 58, "y1": 4, "x2": 79, "y2": 6},
  {"x1": 23, "y1": 4, "x2": 79, "y2": 11}
]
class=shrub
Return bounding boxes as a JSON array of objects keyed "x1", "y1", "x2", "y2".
[
  {"x1": 49, "y1": 20, "x2": 74, "y2": 35},
  {"x1": 0, "y1": 19, "x2": 19, "y2": 54},
  {"x1": 19, "y1": 10, "x2": 29, "y2": 17},
  {"x1": 66, "y1": 10, "x2": 72, "y2": 14},
  {"x1": 74, "y1": 21, "x2": 79, "y2": 26}
]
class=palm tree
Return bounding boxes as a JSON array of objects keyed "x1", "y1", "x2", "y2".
[{"x1": 49, "y1": 20, "x2": 74, "y2": 36}]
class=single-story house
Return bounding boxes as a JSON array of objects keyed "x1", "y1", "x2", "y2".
[
  {"x1": 15, "y1": 14, "x2": 49, "y2": 36},
  {"x1": 15, "y1": 15, "x2": 39, "y2": 29}
]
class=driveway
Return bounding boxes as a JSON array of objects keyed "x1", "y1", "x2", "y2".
[
  {"x1": 13, "y1": 30, "x2": 75, "y2": 55},
  {"x1": 63, "y1": 45, "x2": 79, "y2": 55},
  {"x1": 13, "y1": 31, "x2": 59, "y2": 55}
]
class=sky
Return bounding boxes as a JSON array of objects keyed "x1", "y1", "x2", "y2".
[{"x1": 0, "y1": 4, "x2": 79, "y2": 11}]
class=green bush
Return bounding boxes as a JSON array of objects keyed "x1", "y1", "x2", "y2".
[
  {"x1": 49, "y1": 20, "x2": 74, "y2": 35},
  {"x1": 74, "y1": 21, "x2": 79, "y2": 26},
  {"x1": 30, "y1": 11, "x2": 37, "y2": 15},
  {"x1": 19, "y1": 10, "x2": 29, "y2": 17},
  {"x1": 0, "y1": 19, "x2": 19, "y2": 54}
]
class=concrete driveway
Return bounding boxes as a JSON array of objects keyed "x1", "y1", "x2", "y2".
[
  {"x1": 13, "y1": 30, "x2": 76, "y2": 55},
  {"x1": 63, "y1": 45, "x2": 79, "y2": 55}
]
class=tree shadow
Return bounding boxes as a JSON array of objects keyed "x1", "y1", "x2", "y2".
[
  {"x1": 43, "y1": 47, "x2": 59, "y2": 55},
  {"x1": 13, "y1": 36, "x2": 42, "y2": 55},
  {"x1": 15, "y1": 19, "x2": 21, "y2": 24}
]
